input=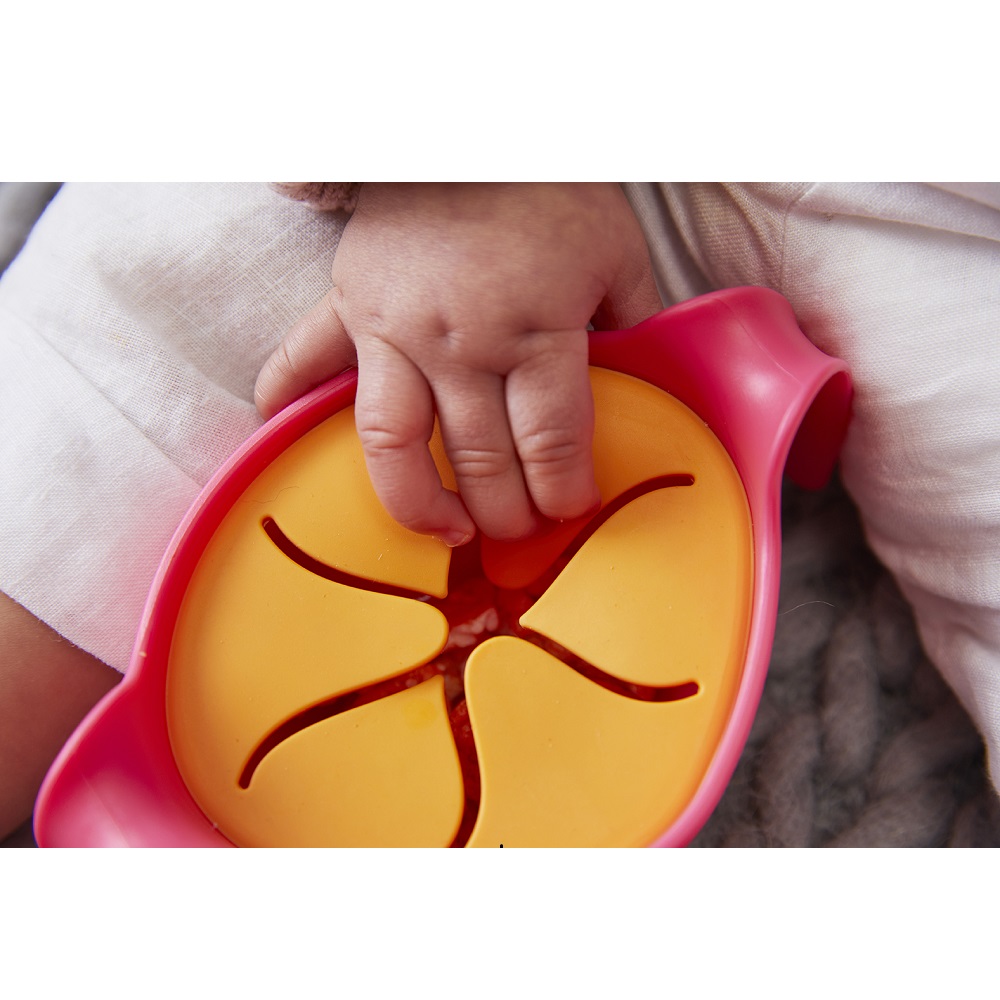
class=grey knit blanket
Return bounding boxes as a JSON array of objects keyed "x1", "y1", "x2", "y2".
[
  {"x1": 692, "y1": 478, "x2": 999, "y2": 847},
  {"x1": 2, "y1": 183, "x2": 996, "y2": 849}
]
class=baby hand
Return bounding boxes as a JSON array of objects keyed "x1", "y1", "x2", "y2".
[{"x1": 255, "y1": 183, "x2": 662, "y2": 545}]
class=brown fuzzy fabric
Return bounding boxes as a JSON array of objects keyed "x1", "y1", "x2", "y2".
[{"x1": 272, "y1": 182, "x2": 361, "y2": 214}]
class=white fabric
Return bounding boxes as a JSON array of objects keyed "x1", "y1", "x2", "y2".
[
  {"x1": 624, "y1": 182, "x2": 1000, "y2": 793},
  {"x1": 0, "y1": 183, "x2": 347, "y2": 672}
]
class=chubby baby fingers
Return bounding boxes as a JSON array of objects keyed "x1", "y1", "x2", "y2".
[
  {"x1": 505, "y1": 339, "x2": 600, "y2": 523},
  {"x1": 255, "y1": 288, "x2": 356, "y2": 420},
  {"x1": 354, "y1": 340, "x2": 476, "y2": 548},
  {"x1": 432, "y1": 372, "x2": 540, "y2": 542}
]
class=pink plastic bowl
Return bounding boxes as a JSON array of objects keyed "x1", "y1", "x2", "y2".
[{"x1": 35, "y1": 286, "x2": 851, "y2": 847}]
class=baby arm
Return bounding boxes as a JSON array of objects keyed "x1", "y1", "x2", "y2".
[{"x1": 255, "y1": 183, "x2": 662, "y2": 545}]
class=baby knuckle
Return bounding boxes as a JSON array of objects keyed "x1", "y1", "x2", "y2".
[
  {"x1": 517, "y1": 427, "x2": 587, "y2": 471},
  {"x1": 356, "y1": 418, "x2": 418, "y2": 455},
  {"x1": 448, "y1": 446, "x2": 512, "y2": 483},
  {"x1": 268, "y1": 340, "x2": 303, "y2": 382}
]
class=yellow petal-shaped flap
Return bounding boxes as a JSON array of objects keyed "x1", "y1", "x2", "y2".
[
  {"x1": 225, "y1": 678, "x2": 464, "y2": 847},
  {"x1": 166, "y1": 512, "x2": 448, "y2": 784},
  {"x1": 482, "y1": 367, "x2": 751, "y2": 601},
  {"x1": 464, "y1": 638, "x2": 722, "y2": 847},
  {"x1": 166, "y1": 406, "x2": 453, "y2": 846},
  {"x1": 521, "y1": 483, "x2": 751, "y2": 691},
  {"x1": 240, "y1": 406, "x2": 452, "y2": 597}
]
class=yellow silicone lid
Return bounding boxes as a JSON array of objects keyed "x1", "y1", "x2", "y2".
[{"x1": 165, "y1": 367, "x2": 752, "y2": 846}]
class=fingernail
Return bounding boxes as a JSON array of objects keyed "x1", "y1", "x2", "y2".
[{"x1": 438, "y1": 529, "x2": 473, "y2": 548}]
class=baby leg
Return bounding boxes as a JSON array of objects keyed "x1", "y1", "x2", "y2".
[{"x1": 0, "y1": 591, "x2": 119, "y2": 840}]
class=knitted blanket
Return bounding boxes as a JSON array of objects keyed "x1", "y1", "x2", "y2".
[
  {"x1": 2, "y1": 183, "x2": 995, "y2": 848},
  {"x1": 692, "y1": 478, "x2": 999, "y2": 847}
]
